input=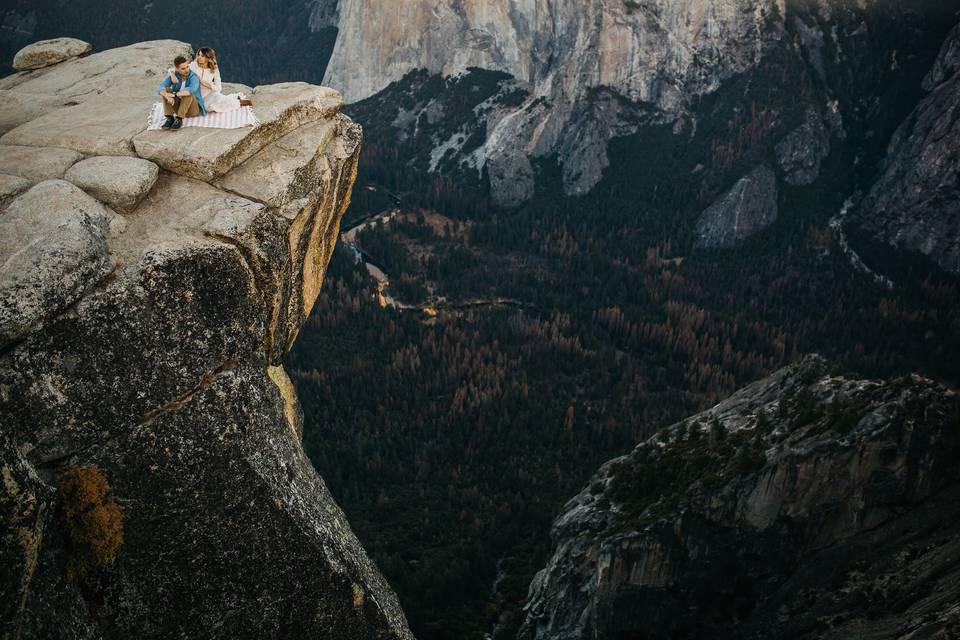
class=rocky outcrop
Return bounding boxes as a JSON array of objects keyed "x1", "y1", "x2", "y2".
[
  {"x1": 851, "y1": 23, "x2": 960, "y2": 275},
  {"x1": 695, "y1": 166, "x2": 779, "y2": 248},
  {"x1": 922, "y1": 23, "x2": 960, "y2": 91},
  {"x1": 325, "y1": 0, "x2": 788, "y2": 201},
  {"x1": 0, "y1": 40, "x2": 194, "y2": 155},
  {"x1": 517, "y1": 355, "x2": 960, "y2": 640},
  {"x1": 0, "y1": 40, "x2": 412, "y2": 640},
  {"x1": 0, "y1": 180, "x2": 114, "y2": 346},
  {"x1": 775, "y1": 108, "x2": 830, "y2": 186},
  {"x1": 12, "y1": 38, "x2": 91, "y2": 71}
]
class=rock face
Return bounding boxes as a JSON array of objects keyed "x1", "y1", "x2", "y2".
[
  {"x1": 921, "y1": 22, "x2": 960, "y2": 91},
  {"x1": 695, "y1": 166, "x2": 779, "y2": 248},
  {"x1": 775, "y1": 108, "x2": 830, "y2": 186},
  {"x1": 517, "y1": 355, "x2": 960, "y2": 640},
  {"x1": 326, "y1": 0, "x2": 784, "y2": 110},
  {"x1": 12, "y1": 38, "x2": 91, "y2": 71},
  {"x1": 0, "y1": 180, "x2": 114, "y2": 346},
  {"x1": 850, "y1": 25, "x2": 960, "y2": 275},
  {"x1": 325, "y1": 0, "x2": 788, "y2": 201},
  {"x1": 0, "y1": 39, "x2": 413, "y2": 640}
]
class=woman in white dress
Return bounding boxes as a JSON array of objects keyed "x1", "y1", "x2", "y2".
[{"x1": 177, "y1": 47, "x2": 250, "y2": 113}]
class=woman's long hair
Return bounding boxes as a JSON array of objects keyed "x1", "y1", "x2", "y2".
[{"x1": 196, "y1": 47, "x2": 218, "y2": 73}]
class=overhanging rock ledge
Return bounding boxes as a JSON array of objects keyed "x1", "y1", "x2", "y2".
[{"x1": 0, "y1": 38, "x2": 413, "y2": 640}]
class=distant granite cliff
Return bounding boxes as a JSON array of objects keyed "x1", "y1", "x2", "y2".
[
  {"x1": 325, "y1": 0, "x2": 787, "y2": 203},
  {"x1": 848, "y1": 23, "x2": 960, "y2": 276},
  {"x1": 517, "y1": 355, "x2": 960, "y2": 639},
  {"x1": 323, "y1": 0, "x2": 958, "y2": 215},
  {"x1": 0, "y1": 39, "x2": 412, "y2": 639}
]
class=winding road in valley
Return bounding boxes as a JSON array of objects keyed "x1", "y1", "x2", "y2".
[{"x1": 339, "y1": 209, "x2": 527, "y2": 314}]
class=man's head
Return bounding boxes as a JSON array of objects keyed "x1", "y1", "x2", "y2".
[{"x1": 173, "y1": 55, "x2": 190, "y2": 78}]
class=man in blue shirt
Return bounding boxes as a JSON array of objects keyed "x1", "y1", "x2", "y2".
[{"x1": 157, "y1": 55, "x2": 207, "y2": 130}]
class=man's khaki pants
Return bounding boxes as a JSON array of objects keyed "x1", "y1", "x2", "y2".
[{"x1": 162, "y1": 89, "x2": 200, "y2": 118}]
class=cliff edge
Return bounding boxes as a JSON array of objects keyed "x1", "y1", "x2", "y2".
[{"x1": 0, "y1": 39, "x2": 413, "y2": 639}]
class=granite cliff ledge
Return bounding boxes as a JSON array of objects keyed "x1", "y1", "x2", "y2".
[{"x1": 0, "y1": 39, "x2": 412, "y2": 640}]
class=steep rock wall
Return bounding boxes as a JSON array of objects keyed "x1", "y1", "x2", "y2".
[
  {"x1": 850, "y1": 23, "x2": 960, "y2": 276},
  {"x1": 518, "y1": 355, "x2": 960, "y2": 639},
  {"x1": 324, "y1": 0, "x2": 788, "y2": 201}
]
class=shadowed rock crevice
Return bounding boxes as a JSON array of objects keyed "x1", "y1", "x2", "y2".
[{"x1": 0, "y1": 38, "x2": 412, "y2": 640}]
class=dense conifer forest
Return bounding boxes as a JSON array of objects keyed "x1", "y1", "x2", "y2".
[{"x1": 286, "y1": 67, "x2": 960, "y2": 639}]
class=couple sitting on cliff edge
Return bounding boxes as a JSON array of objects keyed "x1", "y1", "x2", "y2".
[{"x1": 156, "y1": 48, "x2": 252, "y2": 131}]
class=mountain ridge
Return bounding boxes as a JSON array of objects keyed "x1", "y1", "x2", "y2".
[{"x1": 518, "y1": 354, "x2": 960, "y2": 639}]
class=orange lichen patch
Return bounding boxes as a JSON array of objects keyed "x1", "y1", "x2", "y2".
[
  {"x1": 352, "y1": 582, "x2": 365, "y2": 608},
  {"x1": 58, "y1": 464, "x2": 124, "y2": 579}
]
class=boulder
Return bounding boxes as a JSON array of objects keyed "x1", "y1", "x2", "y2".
[
  {"x1": 775, "y1": 108, "x2": 830, "y2": 186},
  {"x1": 0, "y1": 144, "x2": 83, "y2": 182},
  {"x1": 134, "y1": 83, "x2": 344, "y2": 181},
  {"x1": 0, "y1": 180, "x2": 113, "y2": 348},
  {"x1": 695, "y1": 166, "x2": 779, "y2": 249},
  {"x1": 12, "y1": 38, "x2": 92, "y2": 71},
  {"x1": 65, "y1": 155, "x2": 160, "y2": 213}
]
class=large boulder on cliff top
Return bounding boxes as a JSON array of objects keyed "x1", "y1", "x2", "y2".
[
  {"x1": 12, "y1": 38, "x2": 92, "y2": 71},
  {"x1": 0, "y1": 180, "x2": 113, "y2": 347}
]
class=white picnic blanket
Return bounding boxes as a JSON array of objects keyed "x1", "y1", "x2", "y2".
[{"x1": 147, "y1": 99, "x2": 259, "y2": 130}]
